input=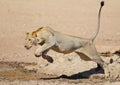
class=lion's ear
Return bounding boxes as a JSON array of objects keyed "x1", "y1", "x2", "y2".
[{"x1": 32, "y1": 31, "x2": 37, "y2": 37}]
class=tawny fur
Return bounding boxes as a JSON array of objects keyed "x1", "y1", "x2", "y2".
[{"x1": 24, "y1": 1, "x2": 110, "y2": 77}]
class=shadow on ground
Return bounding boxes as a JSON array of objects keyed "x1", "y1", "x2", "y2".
[{"x1": 41, "y1": 67, "x2": 104, "y2": 80}]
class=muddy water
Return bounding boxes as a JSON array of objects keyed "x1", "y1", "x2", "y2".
[{"x1": 0, "y1": 62, "x2": 56, "y2": 80}]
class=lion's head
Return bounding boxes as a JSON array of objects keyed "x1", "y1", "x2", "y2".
[
  {"x1": 24, "y1": 32, "x2": 37, "y2": 49},
  {"x1": 24, "y1": 27, "x2": 45, "y2": 49}
]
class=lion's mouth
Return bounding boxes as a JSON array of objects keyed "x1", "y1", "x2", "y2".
[{"x1": 24, "y1": 45, "x2": 32, "y2": 50}]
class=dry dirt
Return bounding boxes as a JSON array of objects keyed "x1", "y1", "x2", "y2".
[
  {"x1": 0, "y1": 0, "x2": 120, "y2": 85},
  {"x1": 0, "y1": 60, "x2": 120, "y2": 85}
]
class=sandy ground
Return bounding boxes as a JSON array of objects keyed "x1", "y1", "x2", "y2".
[{"x1": 0, "y1": 0, "x2": 120, "y2": 85}]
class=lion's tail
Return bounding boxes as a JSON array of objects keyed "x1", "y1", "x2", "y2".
[{"x1": 90, "y1": 1, "x2": 104, "y2": 41}]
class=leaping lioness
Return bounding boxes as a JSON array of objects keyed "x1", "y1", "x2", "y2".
[{"x1": 24, "y1": 1, "x2": 109, "y2": 77}]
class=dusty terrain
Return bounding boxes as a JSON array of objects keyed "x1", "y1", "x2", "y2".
[{"x1": 0, "y1": 0, "x2": 120, "y2": 85}]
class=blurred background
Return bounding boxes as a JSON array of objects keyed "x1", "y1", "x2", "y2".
[{"x1": 0, "y1": 0, "x2": 120, "y2": 62}]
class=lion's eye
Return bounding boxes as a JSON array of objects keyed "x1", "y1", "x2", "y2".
[
  {"x1": 28, "y1": 39, "x2": 31, "y2": 41},
  {"x1": 37, "y1": 39, "x2": 39, "y2": 42}
]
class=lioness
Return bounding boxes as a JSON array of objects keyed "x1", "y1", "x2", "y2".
[{"x1": 24, "y1": 1, "x2": 109, "y2": 77}]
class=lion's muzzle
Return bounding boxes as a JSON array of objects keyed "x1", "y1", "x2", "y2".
[{"x1": 24, "y1": 45, "x2": 32, "y2": 50}]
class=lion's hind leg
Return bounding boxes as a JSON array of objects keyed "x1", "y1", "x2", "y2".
[{"x1": 76, "y1": 42, "x2": 110, "y2": 77}]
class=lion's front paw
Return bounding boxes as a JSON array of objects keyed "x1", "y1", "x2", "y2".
[
  {"x1": 35, "y1": 54, "x2": 41, "y2": 57},
  {"x1": 24, "y1": 65, "x2": 39, "y2": 73},
  {"x1": 35, "y1": 52, "x2": 41, "y2": 57}
]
